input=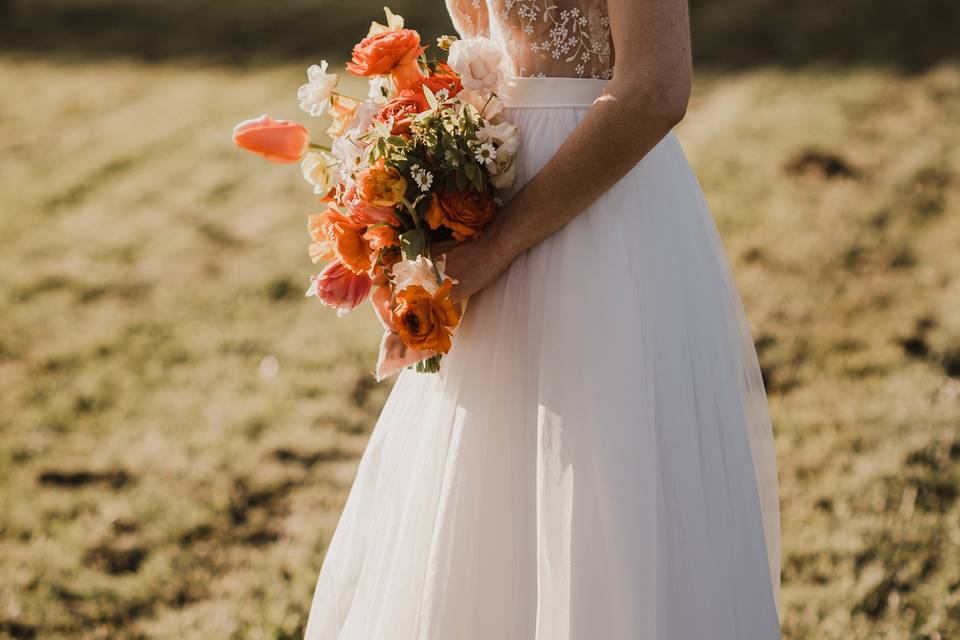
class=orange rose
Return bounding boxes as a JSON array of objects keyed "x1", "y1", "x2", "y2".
[
  {"x1": 393, "y1": 280, "x2": 461, "y2": 354},
  {"x1": 424, "y1": 188, "x2": 496, "y2": 241},
  {"x1": 347, "y1": 29, "x2": 424, "y2": 77},
  {"x1": 356, "y1": 158, "x2": 407, "y2": 207},
  {"x1": 308, "y1": 207, "x2": 372, "y2": 274},
  {"x1": 374, "y1": 91, "x2": 425, "y2": 135},
  {"x1": 363, "y1": 224, "x2": 400, "y2": 252}
]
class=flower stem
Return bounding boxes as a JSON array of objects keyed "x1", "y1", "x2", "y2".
[
  {"x1": 415, "y1": 355, "x2": 442, "y2": 374},
  {"x1": 308, "y1": 142, "x2": 332, "y2": 151},
  {"x1": 402, "y1": 197, "x2": 422, "y2": 229}
]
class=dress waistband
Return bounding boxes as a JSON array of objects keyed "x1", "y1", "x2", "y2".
[{"x1": 498, "y1": 77, "x2": 609, "y2": 109}]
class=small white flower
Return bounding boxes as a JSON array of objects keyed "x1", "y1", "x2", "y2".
[
  {"x1": 301, "y1": 151, "x2": 340, "y2": 195},
  {"x1": 444, "y1": 149, "x2": 460, "y2": 166},
  {"x1": 435, "y1": 87, "x2": 451, "y2": 102},
  {"x1": 331, "y1": 134, "x2": 366, "y2": 181},
  {"x1": 298, "y1": 61, "x2": 339, "y2": 117},
  {"x1": 392, "y1": 255, "x2": 445, "y2": 294},
  {"x1": 474, "y1": 142, "x2": 497, "y2": 165},
  {"x1": 368, "y1": 76, "x2": 389, "y2": 104},
  {"x1": 448, "y1": 37, "x2": 505, "y2": 93},
  {"x1": 410, "y1": 164, "x2": 434, "y2": 192}
]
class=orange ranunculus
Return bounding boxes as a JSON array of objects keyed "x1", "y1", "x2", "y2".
[
  {"x1": 356, "y1": 159, "x2": 407, "y2": 207},
  {"x1": 344, "y1": 184, "x2": 400, "y2": 226},
  {"x1": 424, "y1": 188, "x2": 496, "y2": 241},
  {"x1": 233, "y1": 115, "x2": 310, "y2": 164},
  {"x1": 374, "y1": 90, "x2": 425, "y2": 135},
  {"x1": 363, "y1": 224, "x2": 400, "y2": 252},
  {"x1": 307, "y1": 260, "x2": 372, "y2": 316},
  {"x1": 307, "y1": 207, "x2": 372, "y2": 274},
  {"x1": 393, "y1": 280, "x2": 461, "y2": 354},
  {"x1": 347, "y1": 29, "x2": 424, "y2": 77}
]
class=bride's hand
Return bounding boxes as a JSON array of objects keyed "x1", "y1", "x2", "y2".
[{"x1": 435, "y1": 234, "x2": 512, "y2": 302}]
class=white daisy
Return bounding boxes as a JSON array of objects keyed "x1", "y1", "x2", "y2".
[
  {"x1": 473, "y1": 142, "x2": 497, "y2": 165},
  {"x1": 410, "y1": 164, "x2": 434, "y2": 192}
]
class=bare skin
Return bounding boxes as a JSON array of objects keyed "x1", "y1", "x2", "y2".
[{"x1": 442, "y1": 0, "x2": 692, "y2": 301}]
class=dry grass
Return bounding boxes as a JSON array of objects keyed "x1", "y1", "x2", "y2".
[{"x1": 1, "y1": 58, "x2": 958, "y2": 639}]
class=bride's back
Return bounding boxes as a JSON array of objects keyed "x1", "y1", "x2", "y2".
[{"x1": 446, "y1": 0, "x2": 614, "y2": 79}]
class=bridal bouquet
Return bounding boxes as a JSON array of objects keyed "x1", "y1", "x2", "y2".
[{"x1": 232, "y1": 8, "x2": 517, "y2": 379}]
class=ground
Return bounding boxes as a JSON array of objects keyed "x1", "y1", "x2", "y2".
[{"x1": 1, "y1": 14, "x2": 959, "y2": 640}]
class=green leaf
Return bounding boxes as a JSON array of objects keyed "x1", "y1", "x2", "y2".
[
  {"x1": 464, "y1": 162, "x2": 476, "y2": 180},
  {"x1": 400, "y1": 229, "x2": 427, "y2": 260},
  {"x1": 470, "y1": 166, "x2": 485, "y2": 191}
]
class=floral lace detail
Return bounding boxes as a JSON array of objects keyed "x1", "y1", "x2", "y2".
[
  {"x1": 501, "y1": 1, "x2": 612, "y2": 78},
  {"x1": 446, "y1": 0, "x2": 615, "y2": 79}
]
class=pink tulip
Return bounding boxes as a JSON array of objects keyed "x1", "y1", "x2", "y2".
[
  {"x1": 344, "y1": 185, "x2": 400, "y2": 226},
  {"x1": 233, "y1": 114, "x2": 310, "y2": 163},
  {"x1": 305, "y1": 260, "x2": 372, "y2": 315}
]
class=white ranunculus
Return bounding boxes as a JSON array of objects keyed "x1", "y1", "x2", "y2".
[
  {"x1": 448, "y1": 37, "x2": 505, "y2": 93},
  {"x1": 298, "y1": 61, "x2": 338, "y2": 117},
  {"x1": 391, "y1": 255, "x2": 445, "y2": 294},
  {"x1": 301, "y1": 151, "x2": 339, "y2": 195},
  {"x1": 456, "y1": 88, "x2": 504, "y2": 124}
]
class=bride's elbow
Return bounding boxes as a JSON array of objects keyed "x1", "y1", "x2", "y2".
[{"x1": 615, "y1": 72, "x2": 691, "y2": 130}]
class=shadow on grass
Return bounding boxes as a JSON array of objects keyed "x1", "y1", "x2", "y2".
[{"x1": 0, "y1": 0, "x2": 957, "y2": 71}]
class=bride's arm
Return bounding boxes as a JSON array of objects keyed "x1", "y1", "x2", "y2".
[{"x1": 444, "y1": 0, "x2": 692, "y2": 299}]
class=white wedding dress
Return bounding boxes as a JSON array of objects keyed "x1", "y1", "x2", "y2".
[{"x1": 305, "y1": 1, "x2": 781, "y2": 638}]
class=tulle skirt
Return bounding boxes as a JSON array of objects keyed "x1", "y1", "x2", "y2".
[{"x1": 305, "y1": 78, "x2": 781, "y2": 639}]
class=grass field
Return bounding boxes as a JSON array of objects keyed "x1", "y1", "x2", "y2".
[{"x1": 1, "y1": 4, "x2": 959, "y2": 638}]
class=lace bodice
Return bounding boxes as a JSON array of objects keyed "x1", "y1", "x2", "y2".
[{"x1": 445, "y1": 0, "x2": 614, "y2": 79}]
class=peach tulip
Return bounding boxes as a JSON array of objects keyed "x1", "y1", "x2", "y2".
[
  {"x1": 233, "y1": 115, "x2": 310, "y2": 164},
  {"x1": 306, "y1": 260, "x2": 372, "y2": 316}
]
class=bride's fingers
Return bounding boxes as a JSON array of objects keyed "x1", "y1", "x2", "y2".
[{"x1": 432, "y1": 240, "x2": 461, "y2": 255}]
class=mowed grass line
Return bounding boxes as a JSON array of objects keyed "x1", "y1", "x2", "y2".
[{"x1": 1, "y1": 59, "x2": 959, "y2": 638}]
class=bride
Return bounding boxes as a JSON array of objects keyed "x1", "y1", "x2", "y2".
[{"x1": 306, "y1": 0, "x2": 781, "y2": 637}]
